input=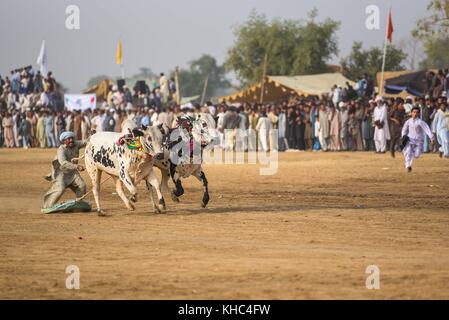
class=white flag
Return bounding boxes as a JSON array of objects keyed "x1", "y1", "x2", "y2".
[{"x1": 36, "y1": 40, "x2": 48, "y2": 77}]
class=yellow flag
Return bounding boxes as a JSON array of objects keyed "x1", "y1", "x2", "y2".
[{"x1": 116, "y1": 40, "x2": 122, "y2": 65}]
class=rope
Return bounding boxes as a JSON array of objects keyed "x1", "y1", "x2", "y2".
[
  {"x1": 70, "y1": 154, "x2": 85, "y2": 163},
  {"x1": 76, "y1": 175, "x2": 113, "y2": 202}
]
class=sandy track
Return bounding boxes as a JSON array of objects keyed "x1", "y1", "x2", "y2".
[{"x1": 1, "y1": 149, "x2": 449, "y2": 299}]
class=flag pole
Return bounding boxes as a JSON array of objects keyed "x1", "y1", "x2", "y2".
[
  {"x1": 200, "y1": 75, "x2": 209, "y2": 106},
  {"x1": 259, "y1": 53, "x2": 268, "y2": 104},
  {"x1": 175, "y1": 66, "x2": 181, "y2": 105},
  {"x1": 379, "y1": 5, "x2": 391, "y2": 96},
  {"x1": 120, "y1": 64, "x2": 125, "y2": 79}
]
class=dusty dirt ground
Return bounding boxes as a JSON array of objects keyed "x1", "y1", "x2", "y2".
[{"x1": 0, "y1": 148, "x2": 449, "y2": 299}]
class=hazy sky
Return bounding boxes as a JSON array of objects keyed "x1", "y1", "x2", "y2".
[{"x1": 0, "y1": 0, "x2": 429, "y2": 92}]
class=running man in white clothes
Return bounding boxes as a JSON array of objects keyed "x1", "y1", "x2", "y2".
[{"x1": 401, "y1": 106, "x2": 435, "y2": 172}]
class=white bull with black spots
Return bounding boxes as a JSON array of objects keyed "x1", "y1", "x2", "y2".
[
  {"x1": 84, "y1": 126, "x2": 166, "y2": 214},
  {"x1": 122, "y1": 115, "x2": 213, "y2": 208},
  {"x1": 157, "y1": 117, "x2": 213, "y2": 208}
]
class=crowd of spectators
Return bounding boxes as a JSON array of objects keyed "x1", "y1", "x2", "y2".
[{"x1": 1, "y1": 67, "x2": 448, "y2": 157}]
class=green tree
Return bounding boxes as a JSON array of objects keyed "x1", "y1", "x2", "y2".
[
  {"x1": 86, "y1": 75, "x2": 109, "y2": 88},
  {"x1": 413, "y1": 0, "x2": 449, "y2": 39},
  {"x1": 174, "y1": 54, "x2": 231, "y2": 99},
  {"x1": 419, "y1": 37, "x2": 449, "y2": 69},
  {"x1": 341, "y1": 42, "x2": 407, "y2": 82},
  {"x1": 412, "y1": 0, "x2": 449, "y2": 69},
  {"x1": 225, "y1": 9, "x2": 340, "y2": 86}
]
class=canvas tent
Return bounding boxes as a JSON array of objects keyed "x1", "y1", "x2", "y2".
[
  {"x1": 375, "y1": 70, "x2": 436, "y2": 98},
  {"x1": 180, "y1": 95, "x2": 200, "y2": 105},
  {"x1": 83, "y1": 79, "x2": 113, "y2": 103},
  {"x1": 220, "y1": 73, "x2": 356, "y2": 103},
  {"x1": 383, "y1": 70, "x2": 428, "y2": 98},
  {"x1": 376, "y1": 70, "x2": 415, "y2": 89}
]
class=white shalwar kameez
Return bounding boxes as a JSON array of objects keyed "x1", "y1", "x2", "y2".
[
  {"x1": 401, "y1": 117, "x2": 434, "y2": 169},
  {"x1": 431, "y1": 109, "x2": 449, "y2": 157},
  {"x1": 256, "y1": 117, "x2": 273, "y2": 151},
  {"x1": 216, "y1": 112, "x2": 225, "y2": 149},
  {"x1": 373, "y1": 104, "x2": 390, "y2": 152}
]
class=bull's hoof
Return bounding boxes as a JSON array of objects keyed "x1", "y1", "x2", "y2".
[
  {"x1": 159, "y1": 198, "x2": 166, "y2": 210},
  {"x1": 173, "y1": 185, "x2": 184, "y2": 197},
  {"x1": 97, "y1": 209, "x2": 107, "y2": 216},
  {"x1": 171, "y1": 192, "x2": 180, "y2": 203},
  {"x1": 130, "y1": 194, "x2": 137, "y2": 203},
  {"x1": 202, "y1": 194, "x2": 210, "y2": 208},
  {"x1": 153, "y1": 205, "x2": 163, "y2": 214},
  {"x1": 128, "y1": 204, "x2": 135, "y2": 211}
]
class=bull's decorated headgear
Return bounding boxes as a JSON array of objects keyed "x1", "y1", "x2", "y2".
[
  {"x1": 176, "y1": 114, "x2": 196, "y2": 130},
  {"x1": 59, "y1": 131, "x2": 75, "y2": 142},
  {"x1": 116, "y1": 128, "x2": 146, "y2": 152}
]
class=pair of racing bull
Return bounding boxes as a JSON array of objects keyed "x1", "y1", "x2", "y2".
[{"x1": 84, "y1": 115, "x2": 214, "y2": 215}]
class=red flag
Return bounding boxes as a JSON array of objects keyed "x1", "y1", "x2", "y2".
[{"x1": 387, "y1": 8, "x2": 393, "y2": 43}]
